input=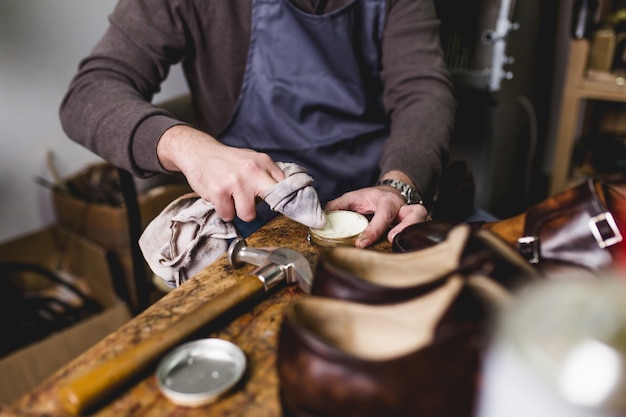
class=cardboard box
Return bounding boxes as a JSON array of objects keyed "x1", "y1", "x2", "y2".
[
  {"x1": 53, "y1": 170, "x2": 191, "y2": 252},
  {"x1": 52, "y1": 165, "x2": 191, "y2": 311},
  {"x1": 0, "y1": 225, "x2": 132, "y2": 404}
]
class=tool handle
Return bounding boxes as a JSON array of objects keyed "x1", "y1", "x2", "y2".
[{"x1": 59, "y1": 277, "x2": 265, "y2": 416}]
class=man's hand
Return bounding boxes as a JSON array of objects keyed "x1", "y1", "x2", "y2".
[
  {"x1": 157, "y1": 125, "x2": 285, "y2": 221},
  {"x1": 325, "y1": 178, "x2": 429, "y2": 248}
]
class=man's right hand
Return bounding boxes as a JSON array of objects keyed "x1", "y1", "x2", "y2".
[{"x1": 156, "y1": 125, "x2": 285, "y2": 222}]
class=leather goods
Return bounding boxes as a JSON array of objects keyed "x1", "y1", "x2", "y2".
[
  {"x1": 275, "y1": 212, "x2": 560, "y2": 417},
  {"x1": 393, "y1": 179, "x2": 625, "y2": 274},
  {"x1": 392, "y1": 221, "x2": 539, "y2": 290},
  {"x1": 277, "y1": 223, "x2": 541, "y2": 416},
  {"x1": 314, "y1": 223, "x2": 539, "y2": 302},
  {"x1": 516, "y1": 178, "x2": 622, "y2": 271},
  {"x1": 311, "y1": 224, "x2": 471, "y2": 303},
  {"x1": 277, "y1": 275, "x2": 485, "y2": 417},
  {"x1": 392, "y1": 219, "x2": 479, "y2": 252}
]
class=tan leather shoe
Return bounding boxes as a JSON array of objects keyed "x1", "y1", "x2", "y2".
[
  {"x1": 278, "y1": 275, "x2": 486, "y2": 417},
  {"x1": 313, "y1": 224, "x2": 539, "y2": 303}
]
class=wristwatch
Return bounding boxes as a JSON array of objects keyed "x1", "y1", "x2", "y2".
[{"x1": 376, "y1": 179, "x2": 423, "y2": 206}]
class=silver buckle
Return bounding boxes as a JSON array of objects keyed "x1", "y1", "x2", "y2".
[
  {"x1": 589, "y1": 212, "x2": 623, "y2": 249},
  {"x1": 517, "y1": 235, "x2": 540, "y2": 264}
]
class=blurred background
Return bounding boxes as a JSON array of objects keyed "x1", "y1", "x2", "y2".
[
  {"x1": 0, "y1": 0, "x2": 614, "y2": 241},
  {"x1": 0, "y1": 0, "x2": 188, "y2": 243}
]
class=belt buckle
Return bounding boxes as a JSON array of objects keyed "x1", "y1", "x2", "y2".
[
  {"x1": 589, "y1": 212, "x2": 623, "y2": 249},
  {"x1": 517, "y1": 235, "x2": 540, "y2": 264}
]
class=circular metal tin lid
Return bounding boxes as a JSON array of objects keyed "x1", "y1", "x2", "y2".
[{"x1": 155, "y1": 338, "x2": 246, "y2": 407}]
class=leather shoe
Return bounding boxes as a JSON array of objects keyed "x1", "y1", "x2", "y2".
[
  {"x1": 392, "y1": 179, "x2": 624, "y2": 275},
  {"x1": 278, "y1": 274, "x2": 486, "y2": 417},
  {"x1": 314, "y1": 224, "x2": 539, "y2": 301},
  {"x1": 277, "y1": 225, "x2": 542, "y2": 417},
  {"x1": 311, "y1": 224, "x2": 470, "y2": 303}
]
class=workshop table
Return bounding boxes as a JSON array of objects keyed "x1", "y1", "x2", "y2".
[{"x1": 1, "y1": 215, "x2": 389, "y2": 417}]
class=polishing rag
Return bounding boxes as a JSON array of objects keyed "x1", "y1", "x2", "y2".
[
  {"x1": 262, "y1": 162, "x2": 326, "y2": 229},
  {"x1": 138, "y1": 192, "x2": 238, "y2": 288},
  {"x1": 139, "y1": 162, "x2": 326, "y2": 288}
]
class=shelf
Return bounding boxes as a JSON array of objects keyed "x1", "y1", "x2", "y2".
[
  {"x1": 579, "y1": 70, "x2": 626, "y2": 101},
  {"x1": 548, "y1": 0, "x2": 626, "y2": 195},
  {"x1": 549, "y1": 38, "x2": 626, "y2": 195}
]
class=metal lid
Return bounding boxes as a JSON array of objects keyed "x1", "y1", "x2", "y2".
[
  {"x1": 309, "y1": 210, "x2": 369, "y2": 247},
  {"x1": 155, "y1": 338, "x2": 246, "y2": 407}
]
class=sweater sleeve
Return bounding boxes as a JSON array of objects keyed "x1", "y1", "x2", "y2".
[
  {"x1": 379, "y1": 0, "x2": 456, "y2": 204},
  {"x1": 59, "y1": 0, "x2": 190, "y2": 177}
]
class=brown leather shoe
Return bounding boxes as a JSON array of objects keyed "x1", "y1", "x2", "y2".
[
  {"x1": 314, "y1": 224, "x2": 539, "y2": 301},
  {"x1": 312, "y1": 224, "x2": 471, "y2": 303},
  {"x1": 392, "y1": 220, "x2": 470, "y2": 252},
  {"x1": 392, "y1": 179, "x2": 625, "y2": 275},
  {"x1": 278, "y1": 275, "x2": 486, "y2": 417},
  {"x1": 278, "y1": 224, "x2": 536, "y2": 417}
]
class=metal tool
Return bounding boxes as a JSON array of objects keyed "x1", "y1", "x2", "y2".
[
  {"x1": 59, "y1": 239, "x2": 312, "y2": 416},
  {"x1": 227, "y1": 238, "x2": 313, "y2": 293}
]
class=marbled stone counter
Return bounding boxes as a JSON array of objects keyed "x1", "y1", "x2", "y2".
[{"x1": 1, "y1": 215, "x2": 389, "y2": 417}]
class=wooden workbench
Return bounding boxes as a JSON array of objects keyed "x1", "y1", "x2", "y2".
[{"x1": 1, "y1": 215, "x2": 389, "y2": 417}]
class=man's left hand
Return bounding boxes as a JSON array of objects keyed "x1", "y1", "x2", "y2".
[{"x1": 325, "y1": 186, "x2": 429, "y2": 248}]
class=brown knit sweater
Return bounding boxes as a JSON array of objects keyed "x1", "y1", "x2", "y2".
[{"x1": 59, "y1": 0, "x2": 456, "y2": 202}]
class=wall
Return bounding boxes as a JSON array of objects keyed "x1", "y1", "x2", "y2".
[
  {"x1": 444, "y1": 0, "x2": 559, "y2": 218},
  {"x1": 0, "y1": 0, "x2": 187, "y2": 243}
]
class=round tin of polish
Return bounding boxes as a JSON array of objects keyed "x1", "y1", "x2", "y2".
[
  {"x1": 309, "y1": 210, "x2": 369, "y2": 247},
  {"x1": 155, "y1": 338, "x2": 246, "y2": 407}
]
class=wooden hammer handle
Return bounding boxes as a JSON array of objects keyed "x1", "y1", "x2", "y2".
[{"x1": 59, "y1": 277, "x2": 265, "y2": 416}]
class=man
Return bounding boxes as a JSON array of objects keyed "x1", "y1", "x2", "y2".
[{"x1": 60, "y1": 0, "x2": 455, "y2": 248}]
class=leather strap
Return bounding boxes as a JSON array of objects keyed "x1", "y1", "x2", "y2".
[{"x1": 517, "y1": 179, "x2": 623, "y2": 269}]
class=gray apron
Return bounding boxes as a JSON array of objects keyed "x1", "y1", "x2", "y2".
[{"x1": 219, "y1": 0, "x2": 389, "y2": 206}]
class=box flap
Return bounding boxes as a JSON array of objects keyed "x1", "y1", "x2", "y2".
[{"x1": 0, "y1": 301, "x2": 131, "y2": 404}]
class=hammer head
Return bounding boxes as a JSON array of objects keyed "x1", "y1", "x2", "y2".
[{"x1": 227, "y1": 238, "x2": 312, "y2": 293}]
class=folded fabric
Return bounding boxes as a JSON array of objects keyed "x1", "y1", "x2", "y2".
[
  {"x1": 263, "y1": 162, "x2": 327, "y2": 229},
  {"x1": 139, "y1": 162, "x2": 326, "y2": 288},
  {"x1": 138, "y1": 193, "x2": 239, "y2": 288}
]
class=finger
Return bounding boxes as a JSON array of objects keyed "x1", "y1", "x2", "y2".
[
  {"x1": 251, "y1": 153, "x2": 286, "y2": 184},
  {"x1": 267, "y1": 162, "x2": 286, "y2": 183},
  {"x1": 325, "y1": 191, "x2": 370, "y2": 213},
  {"x1": 324, "y1": 193, "x2": 354, "y2": 212},
  {"x1": 257, "y1": 175, "x2": 281, "y2": 198},
  {"x1": 212, "y1": 193, "x2": 236, "y2": 222},
  {"x1": 387, "y1": 205, "x2": 428, "y2": 242},
  {"x1": 355, "y1": 206, "x2": 395, "y2": 248},
  {"x1": 250, "y1": 162, "x2": 286, "y2": 198},
  {"x1": 233, "y1": 195, "x2": 258, "y2": 222}
]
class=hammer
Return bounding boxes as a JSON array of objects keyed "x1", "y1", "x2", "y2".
[{"x1": 59, "y1": 238, "x2": 312, "y2": 415}]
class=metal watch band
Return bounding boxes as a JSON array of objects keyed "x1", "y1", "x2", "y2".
[{"x1": 375, "y1": 179, "x2": 423, "y2": 206}]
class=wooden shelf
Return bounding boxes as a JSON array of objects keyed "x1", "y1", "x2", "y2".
[
  {"x1": 579, "y1": 70, "x2": 626, "y2": 101},
  {"x1": 549, "y1": 39, "x2": 626, "y2": 194}
]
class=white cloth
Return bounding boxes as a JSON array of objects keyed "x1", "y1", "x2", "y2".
[
  {"x1": 138, "y1": 193, "x2": 238, "y2": 288},
  {"x1": 139, "y1": 162, "x2": 326, "y2": 287},
  {"x1": 263, "y1": 162, "x2": 326, "y2": 229}
]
